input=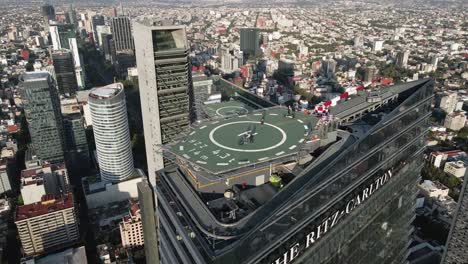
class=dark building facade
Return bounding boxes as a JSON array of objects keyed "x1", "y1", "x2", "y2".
[
  {"x1": 52, "y1": 50, "x2": 78, "y2": 95},
  {"x1": 20, "y1": 72, "x2": 65, "y2": 163},
  {"x1": 62, "y1": 112, "x2": 90, "y2": 171},
  {"x1": 110, "y1": 16, "x2": 134, "y2": 52},
  {"x1": 151, "y1": 79, "x2": 434, "y2": 264},
  {"x1": 240, "y1": 28, "x2": 261, "y2": 58},
  {"x1": 442, "y1": 171, "x2": 468, "y2": 263},
  {"x1": 41, "y1": 4, "x2": 55, "y2": 27}
]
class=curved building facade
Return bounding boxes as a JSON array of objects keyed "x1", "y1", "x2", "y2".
[
  {"x1": 89, "y1": 83, "x2": 134, "y2": 182},
  {"x1": 151, "y1": 79, "x2": 434, "y2": 264}
]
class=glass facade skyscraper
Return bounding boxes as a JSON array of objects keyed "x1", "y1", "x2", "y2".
[
  {"x1": 150, "y1": 79, "x2": 434, "y2": 264},
  {"x1": 20, "y1": 72, "x2": 65, "y2": 163}
]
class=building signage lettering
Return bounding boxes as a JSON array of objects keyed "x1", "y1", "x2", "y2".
[{"x1": 271, "y1": 169, "x2": 394, "y2": 264}]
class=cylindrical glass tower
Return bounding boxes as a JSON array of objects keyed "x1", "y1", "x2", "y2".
[{"x1": 88, "y1": 83, "x2": 134, "y2": 182}]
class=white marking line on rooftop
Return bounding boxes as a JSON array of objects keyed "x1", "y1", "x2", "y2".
[
  {"x1": 289, "y1": 145, "x2": 297, "y2": 150},
  {"x1": 239, "y1": 115, "x2": 247, "y2": 117},
  {"x1": 189, "y1": 131, "x2": 196, "y2": 136},
  {"x1": 304, "y1": 125, "x2": 309, "y2": 130},
  {"x1": 258, "y1": 157, "x2": 269, "y2": 161},
  {"x1": 179, "y1": 146, "x2": 184, "y2": 151},
  {"x1": 217, "y1": 163, "x2": 229, "y2": 166},
  {"x1": 215, "y1": 106, "x2": 249, "y2": 117},
  {"x1": 238, "y1": 132, "x2": 258, "y2": 136},
  {"x1": 275, "y1": 151, "x2": 285, "y2": 156},
  {"x1": 238, "y1": 161, "x2": 250, "y2": 164},
  {"x1": 209, "y1": 121, "x2": 287, "y2": 152},
  {"x1": 254, "y1": 113, "x2": 262, "y2": 116},
  {"x1": 269, "y1": 113, "x2": 279, "y2": 116},
  {"x1": 183, "y1": 154, "x2": 191, "y2": 159},
  {"x1": 306, "y1": 140, "x2": 313, "y2": 143},
  {"x1": 297, "y1": 119, "x2": 304, "y2": 123},
  {"x1": 299, "y1": 139, "x2": 305, "y2": 143},
  {"x1": 212, "y1": 121, "x2": 219, "y2": 124},
  {"x1": 199, "y1": 125, "x2": 207, "y2": 129},
  {"x1": 196, "y1": 161, "x2": 207, "y2": 164}
]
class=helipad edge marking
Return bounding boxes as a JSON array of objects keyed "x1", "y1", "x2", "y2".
[
  {"x1": 276, "y1": 151, "x2": 285, "y2": 156},
  {"x1": 289, "y1": 145, "x2": 297, "y2": 150}
]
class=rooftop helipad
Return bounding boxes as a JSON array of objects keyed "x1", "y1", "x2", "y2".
[
  {"x1": 203, "y1": 100, "x2": 254, "y2": 118},
  {"x1": 169, "y1": 107, "x2": 317, "y2": 174}
]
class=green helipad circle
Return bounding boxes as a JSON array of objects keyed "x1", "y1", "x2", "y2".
[
  {"x1": 209, "y1": 121, "x2": 287, "y2": 152},
  {"x1": 215, "y1": 106, "x2": 249, "y2": 117}
]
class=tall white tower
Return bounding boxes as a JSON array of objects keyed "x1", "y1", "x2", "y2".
[{"x1": 88, "y1": 83, "x2": 134, "y2": 182}]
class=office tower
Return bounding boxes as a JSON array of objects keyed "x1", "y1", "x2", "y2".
[
  {"x1": 50, "y1": 24, "x2": 75, "y2": 50},
  {"x1": 442, "y1": 171, "x2": 468, "y2": 263},
  {"x1": 91, "y1": 15, "x2": 105, "y2": 44},
  {"x1": 431, "y1": 56, "x2": 439, "y2": 71},
  {"x1": 119, "y1": 201, "x2": 144, "y2": 248},
  {"x1": 61, "y1": 98, "x2": 90, "y2": 170},
  {"x1": 20, "y1": 72, "x2": 64, "y2": 163},
  {"x1": 15, "y1": 193, "x2": 79, "y2": 256},
  {"x1": 396, "y1": 50, "x2": 410, "y2": 68},
  {"x1": 68, "y1": 5, "x2": 78, "y2": 31},
  {"x1": 137, "y1": 179, "x2": 159, "y2": 263},
  {"x1": 88, "y1": 83, "x2": 134, "y2": 182},
  {"x1": 134, "y1": 21, "x2": 193, "y2": 184},
  {"x1": 240, "y1": 28, "x2": 261, "y2": 58},
  {"x1": 364, "y1": 65, "x2": 378, "y2": 82},
  {"x1": 321, "y1": 58, "x2": 337, "y2": 78},
  {"x1": 52, "y1": 50, "x2": 78, "y2": 95},
  {"x1": 192, "y1": 73, "x2": 213, "y2": 120},
  {"x1": 220, "y1": 47, "x2": 243, "y2": 73},
  {"x1": 102, "y1": 33, "x2": 116, "y2": 64},
  {"x1": 68, "y1": 37, "x2": 86, "y2": 89},
  {"x1": 41, "y1": 4, "x2": 55, "y2": 28},
  {"x1": 110, "y1": 16, "x2": 134, "y2": 52},
  {"x1": 96, "y1": 25, "x2": 111, "y2": 47},
  {"x1": 149, "y1": 79, "x2": 434, "y2": 264},
  {"x1": 279, "y1": 58, "x2": 296, "y2": 77},
  {"x1": 439, "y1": 91, "x2": 458, "y2": 114}
]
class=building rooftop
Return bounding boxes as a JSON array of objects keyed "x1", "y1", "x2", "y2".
[
  {"x1": 89, "y1": 83, "x2": 123, "y2": 100},
  {"x1": 169, "y1": 107, "x2": 317, "y2": 174},
  {"x1": 21, "y1": 72, "x2": 50, "y2": 82},
  {"x1": 15, "y1": 193, "x2": 74, "y2": 221}
]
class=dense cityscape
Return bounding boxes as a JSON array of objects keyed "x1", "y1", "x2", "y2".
[{"x1": 0, "y1": 0, "x2": 466, "y2": 263}]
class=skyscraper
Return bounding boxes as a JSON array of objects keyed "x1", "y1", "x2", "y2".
[
  {"x1": 91, "y1": 15, "x2": 105, "y2": 45},
  {"x1": 41, "y1": 4, "x2": 55, "y2": 28},
  {"x1": 88, "y1": 83, "x2": 134, "y2": 182},
  {"x1": 240, "y1": 28, "x2": 261, "y2": 58},
  {"x1": 20, "y1": 72, "x2": 64, "y2": 163},
  {"x1": 52, "y1": 50, "x2": 78, "y2": 95},
  {"x1": 61, "y1": 98, "x2": 90, "y2": 171},
  {"x1": 50, "y1": 24, "x2": 75, "y2": 50},
  {"x1": 396, "y1": 50, "x2": 410, "y2": 68},
  {"x1": 442, "y1": 171, "x2": 468, "y2": 263},
  {"x1": 134, "y1": 21, "x2": 193, "y2": 184},
  {"x1": 149, "y1": 79, "x2": 434, "y2": 264},
  {"x1": 364, "y1": 65, "x2": 378, "y2": 82},
  {"x1": 110, "y1": 16, "x2": 134, "y2": 52}
]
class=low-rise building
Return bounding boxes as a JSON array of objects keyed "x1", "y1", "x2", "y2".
[
  {"x1": 15, "y1": 193, "x2": 79, "y2": 256},
  {"x1": 119, "y1": 201, "x2": 144, "y2": 248},
  {"x1": 444, "y1": 112, "x2": 466, "y2": 131},
  {"x1": 20, "y1": 163, "x2": 69, "y2": 205},
  {"x1": 429, "y1": 150, "x2": 466, "y2": 168},
  {"x1": 444, "y1": 160, "x2": 467, "y2": 178},
  {"x1": 419, "y1": 180, "x2": 449, "y2": 200}
]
